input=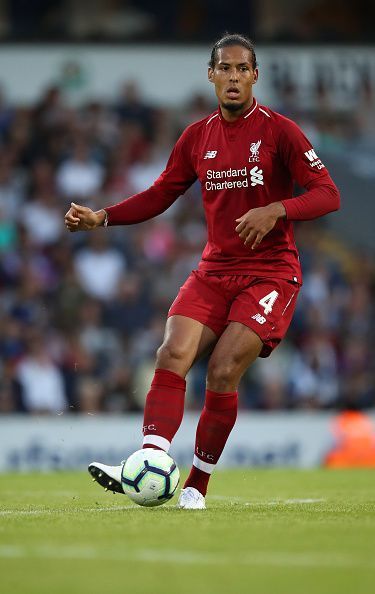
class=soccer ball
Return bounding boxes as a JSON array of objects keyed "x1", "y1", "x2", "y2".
[{"x1": 121, "y1": 449, "x2": 180, "y2": 507}]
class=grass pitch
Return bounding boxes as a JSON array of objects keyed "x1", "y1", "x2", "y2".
[{"x1": 1, "y1": 469, "x2": 374, "y2": 594}]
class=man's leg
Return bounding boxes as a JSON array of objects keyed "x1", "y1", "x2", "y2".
[
  {"x1": 142, "y1": 314, "x2": 217, "y2": 451},
  {"x1": 183, "y1": 322, "x2": 262, "y2": 498},
  {"x1": 89, "y1": 314, "x2": 217, "y2": 492}
]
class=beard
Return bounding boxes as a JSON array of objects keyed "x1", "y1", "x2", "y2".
[{"x1": 221, "y1": 100, "x2": 247, "y2": 113}]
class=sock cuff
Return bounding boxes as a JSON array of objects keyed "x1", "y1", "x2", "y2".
[
  {"x1": 205, "y1": 389, "x2": 238, "y2": 411},
  {"x1": 193, "y1": 454, "x2": 215, "y2": 475},
  {"x1": 152, "y1": 368, "x2": 186, "y2": 390},
  {"x1": 143, "y1": 434, "x2": 171, "y2": 452}
]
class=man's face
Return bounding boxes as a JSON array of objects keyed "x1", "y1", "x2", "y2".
[{"x1": 208, "y1": 45, "x2": 258, "y2": 115}]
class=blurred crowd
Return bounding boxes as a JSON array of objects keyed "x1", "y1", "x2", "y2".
[{"x1": 0, "y1": 80, "x2": 374, "y2": 415}]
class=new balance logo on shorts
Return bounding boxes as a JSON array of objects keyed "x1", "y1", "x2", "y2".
[
  {"x1": 204, "y1": 150, "x2": 217, "y2": 159},
  {"x1": 252, "y1": 313, "x2": 267, "y2": 324},
  {"x1": 250, "y1": 166, "x2": 264, "y2": 186}
]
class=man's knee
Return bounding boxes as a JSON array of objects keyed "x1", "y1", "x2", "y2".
[
  {"x1": 156, "y1": 341, "x2": 191, "y2": 367},
  {"x1": 206, "y1": 357, "x2": 241, "y2": 392}
]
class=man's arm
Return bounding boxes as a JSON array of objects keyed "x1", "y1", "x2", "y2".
[
  {"x1": 234, "y1": 117, "x2": 340, "y2": 249},
  {"x1": 65, "y1": 202, "x2": 106, "y2": 231},
  {"x1": 235, "y1": 201, "x2": 286, "y2": 250},
  {"x1": 104, "y1": 185, "x2": 183, "y2": 226},
  {"x1": 64, "y1": 185, "x2": 180, "y2": 232},
  {"x1": 278, "y1": 117, "x2": 340, "y2": 220},
  {"x1": 234, "y1": 175, "x2": 339, "y2": 249},
  {"x1": 281, "y1": 178, "x2": 340, "y2": 220}
]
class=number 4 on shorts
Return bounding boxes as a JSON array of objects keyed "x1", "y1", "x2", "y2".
[{"x1": 259, "y1": 290, "x2": 279, "y2": 315}]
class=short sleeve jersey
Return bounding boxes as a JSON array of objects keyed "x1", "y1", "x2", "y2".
[{"x1": 148, "y1": 100, "x2": 335, "y2": 283}]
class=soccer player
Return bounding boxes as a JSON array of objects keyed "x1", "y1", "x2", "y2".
[{"x1": 65, "y1": 34, "x2": 340, "y2": 509}]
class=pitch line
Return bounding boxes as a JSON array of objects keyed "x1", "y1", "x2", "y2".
[
  {"x1": 0, "y1": 498, "x2": 326, "y2": 516},
  {"x1": 209, "y1": 495, "x2": 326, "y2": 505}
]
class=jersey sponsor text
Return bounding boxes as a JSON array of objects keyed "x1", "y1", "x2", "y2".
[{"x1": 205, "y1": 167, "x2": 248, "y2": 190}]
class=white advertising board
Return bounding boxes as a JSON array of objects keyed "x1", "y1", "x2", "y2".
[
  {"x1": 0, "y1": 45, "x2": 373, "y2": 109},
  {"x1": 0, "y1": 412, "x2": 340, "y2": 472}
]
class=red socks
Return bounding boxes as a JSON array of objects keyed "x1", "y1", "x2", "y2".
[
  {"x1": 142, "y1": 368, "x2": 186, "y2": 451},
  {"x1": 142, "y1": 372, "x2": 237, "y2": 498},
  {"x1": 184, "y1": 389, "x2": 238, "y2": 496}
]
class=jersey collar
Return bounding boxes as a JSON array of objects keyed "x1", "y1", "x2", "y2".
[{"x1": 218, "y1": 98, "x2": 258, "y2": 127}]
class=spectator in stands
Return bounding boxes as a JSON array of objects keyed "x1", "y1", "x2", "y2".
[
  {"x1": 114, "y1": 80, "x2": 154, "y2": 140},
  {"x1": 57, "y1": 137, "x2": 104, "y2": 200},
  {"x1": 15, "y1": 333, "x2": 67, "y2": 413},
  {"x1": 78, "y1": 298, "x2": 122, "y2": 374},
  {"x1": 0, "y1": 153, "x2": 26, "y2": 221},
  {"x1": 0, "y1": 86, "x2": 14, "y2": 139},
  {"x1": 73, "y1": 230, "x2": 127, "y2": 300},
  {"x1": 104, "y1": 273, "x2": 152, "y2": 336},
  {"x1": 21, "y1": 192, "x2": 64, "y2": 247}
]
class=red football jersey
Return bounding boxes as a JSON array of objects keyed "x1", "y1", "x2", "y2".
[{"x1": 106, "y1": 99, "x2": 340, "y2": 283}]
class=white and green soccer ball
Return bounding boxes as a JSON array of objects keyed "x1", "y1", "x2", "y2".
[{"x1": 121, "y1": 449, "x2": 180, "y2": 507}]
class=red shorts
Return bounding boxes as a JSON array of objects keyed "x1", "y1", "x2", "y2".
[{"x1": 168, "y1": 271, "x2": 300, "y2": 358}]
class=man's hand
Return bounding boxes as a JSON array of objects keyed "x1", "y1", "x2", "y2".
[
  {"x1": 64, "y1": 202, "x2": 106, "y2": 232},
  {"x1": 235, "y1": 202, "x2": 286, "y2": 250}
]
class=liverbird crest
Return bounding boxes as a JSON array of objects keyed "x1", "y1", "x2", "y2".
[{"x1": 249, "y1": 139, "x2": 261, "y2": 162}]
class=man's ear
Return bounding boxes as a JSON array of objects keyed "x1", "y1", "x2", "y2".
[
  {"x1": 252, "y1": 67, "x2": 259, "y2": 85},
  {"x1": 208, "y1": 67, "x2": 214, "y2": 83}
]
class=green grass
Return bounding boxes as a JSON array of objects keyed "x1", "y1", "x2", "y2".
[{"x1": 1, "y1": 469, "x2": 375, "y2": 594}]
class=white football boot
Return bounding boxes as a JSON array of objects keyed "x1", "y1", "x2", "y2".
[
  {"x1": 177, "y1": 487, "x2": 206, "y2": 509},
  {"x1": 88, "y1": 461, "x2": 124, "y2": 494}
]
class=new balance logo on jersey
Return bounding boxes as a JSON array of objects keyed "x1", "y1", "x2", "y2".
[
  {"x1": 204, "y1": 150, "x2": 217, "y2": 159},
  {"x1": 304, "y1": 149, "x2": 325, "y2": 170},
  {"x1": 249, "y1": 139, "x2": 261, "y2": 162},
  {"x1": 251, "y1": 313, "x2": 267, "y2": 325},
  {"x1": 250, "y1": 166, "x2": 264, "y2": 186}
]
